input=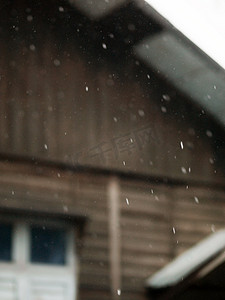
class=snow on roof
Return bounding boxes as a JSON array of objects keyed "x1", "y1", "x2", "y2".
[
  {"x1": 135, "y1": 1, "x2": 225, "y2": 128},
  {"x1": 146, "y1": 230, "x2": 225, "y2": 289},
  {"x1": 135, "y1": 30, "x2": 225, "y2": 127},
  {"x1": 145, "y1": 0, "x2": 225, "y2": 71},
  {"x1": 68, "y1": 0, "x2": 225, "y2": 128}
]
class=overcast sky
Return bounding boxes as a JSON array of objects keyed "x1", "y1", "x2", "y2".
[{"x1": 145, "y1": 0, "x2": 225, "y2": 70}]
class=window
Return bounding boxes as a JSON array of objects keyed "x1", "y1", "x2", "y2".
[
  {"x1": 0, "y1": 223, "x2": 12, "y2": 262},
  {"x1": 0, "y1": 220, "x2": 77, "y2": 300},
  {"x1": 31, "y1": 226, "x2": 66, "y2": 265}
]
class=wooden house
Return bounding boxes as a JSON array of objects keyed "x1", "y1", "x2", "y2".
[{"x1": 0, "y1": 0, "x2": 225, "y2": 299}]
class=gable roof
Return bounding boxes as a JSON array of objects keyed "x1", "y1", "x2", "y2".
[
  {"x1": 146, "y1": 230, "x2": 225, "y2": 289},
  {"x1": 146, "y1": 230, "x2": 225, "y2": 299},
  {"x1": 70, "y1": 0, "x2": 225, "y2": 130}
]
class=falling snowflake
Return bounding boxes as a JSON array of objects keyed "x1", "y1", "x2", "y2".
[
  {"x1": 162, "y1": 94, "x2": 170, "y2": 101},
  {"x1": 181, "y1": 167, "x2": 187, "y2": 174},
  {"x1": 53, "y1": 59, "x2": 61, "y2": 67},
  {"x1": 27, "y1": 15, "x2": 33, "y2": 22},
  {"x1": 161, "y1": 106, "x2": 167, "y2": 113},
  {"x1": 29, "y1": 44, "x2": 36, "y2": 51},
  {"x1": 194, "y1": 196, "x2": 199, "y2": 204},
  {"x1": 63, "y1": 205, "x2": 68, "y2": 212},
  {"x1": 209, "y1": 158, "x2": 214, "y2": 164},
  {"x1": 206, "y1": 130, "x2": 213, "y2": 137},
  {"x1": 138, "y1": 109, "x2": 145, "y2": 117}
]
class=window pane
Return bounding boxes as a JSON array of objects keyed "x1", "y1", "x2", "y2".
[
  {"x1": 0, "y1": 224, "x2": 12, "y2": 262},
  {"x1": 31, "y1": 227, "x2": 66, "y2": 265}
]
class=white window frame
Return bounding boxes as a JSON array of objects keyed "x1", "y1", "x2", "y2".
[{"x1": 0, "y1": 217, "x2": 77, "y2": 300}]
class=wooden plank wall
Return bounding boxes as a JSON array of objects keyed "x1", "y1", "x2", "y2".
[
  {"x1": 171, "y1": 186, "x2": 225, "y2": 257},
  {"x1": 120, "y1": 180, "x2": 172, "y2": 300},
  {"x1": 0, "y1": 160, "x2": 225, "y2": 300},
  {"x1": 0, "y1": 2, "x2": 225, "y2": 300},
  {"x1": 0, "y1": 0, "x2": 224, "y2": 185},
  {"x1": 116, "y1": 179, "x2": 225, "y2": 300},
  {"x1": 0, "y1": 161, "x2": 112, "y2": 299}
]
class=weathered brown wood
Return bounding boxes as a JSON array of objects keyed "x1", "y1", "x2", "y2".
[
  {"x1": 0, "y1": 1, "x2": 225, "y2": 300},
  {"x1": 0, "y1": 157, "x2": 224, "y2": 299},
  {"x1": 0, "y1": 1, "x2": 224, "y2": 185}
]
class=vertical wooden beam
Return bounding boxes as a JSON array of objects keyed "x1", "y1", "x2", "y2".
[{"x1": 108, "y1": 177, "x2": 121, "y2": 299}]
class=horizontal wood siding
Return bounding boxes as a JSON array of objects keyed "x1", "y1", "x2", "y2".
[
  {"x1": 171, "y1": 186, "x2": 225, "y2": 257},
  {"x1": 119, "y1": 180, "x2": 172, "y2": 300},
  {"x1": 0, "y1": 161, "x2": 225, "y2": 299},
  {"x1": 0, "y1": 161, "x2": 111, "y2": 299}
]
